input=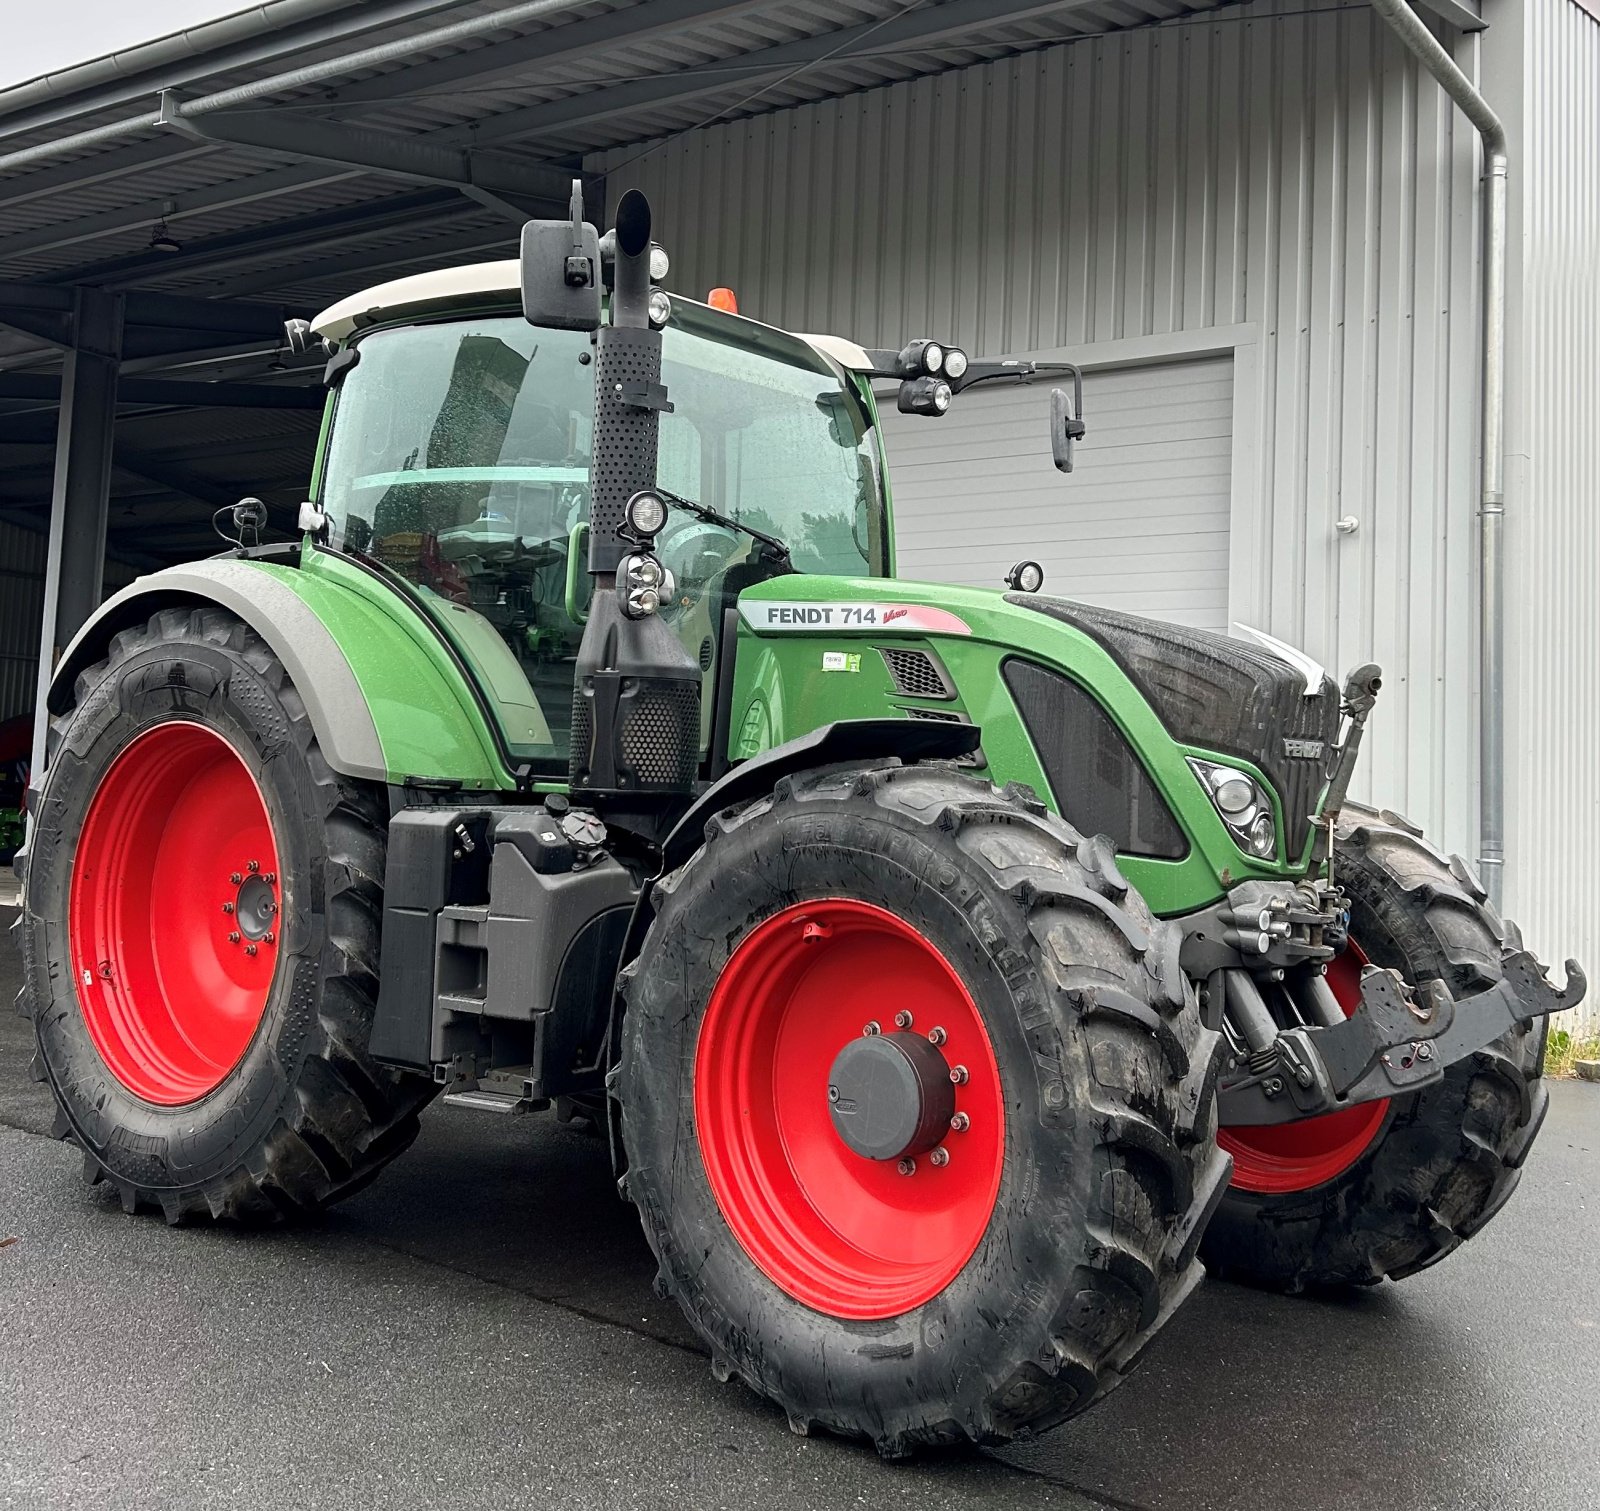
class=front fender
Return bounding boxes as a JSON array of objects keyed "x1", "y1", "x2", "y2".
[{"x1": 49, "y1": 556, "x2": 511, "y2": 789}]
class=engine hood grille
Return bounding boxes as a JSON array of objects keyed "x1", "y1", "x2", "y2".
[{"x1": 1007, "y1": 595, "x2": 1341, "y2": 856}]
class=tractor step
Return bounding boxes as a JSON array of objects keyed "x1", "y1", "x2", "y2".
[{"x1": 441, "y1": 1089, "x2": 531, "y2": 1115}]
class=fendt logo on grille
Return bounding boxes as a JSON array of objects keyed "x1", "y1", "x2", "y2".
[{"x1": 1283, "y1": 737, "x2": 1326, "y2": 759}]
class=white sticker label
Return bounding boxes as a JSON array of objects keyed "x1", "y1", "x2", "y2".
[
  {"x1": 739, "y1": 601, "x2": 972, "y2": 636},
  {"x1": 821, "y1": 651, "x2": 861, "y2": 672}
]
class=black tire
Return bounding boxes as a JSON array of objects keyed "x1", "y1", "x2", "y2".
[
  {"x1": 18, "y1": 606, "x2": 434, "y2": 1222},
  {"x1": 1201, "y1": 802, "x2": 1549, "y2": 1292},
  {"x1": 618, "y1": 761, "x2": 1228, "y2": 1456}
]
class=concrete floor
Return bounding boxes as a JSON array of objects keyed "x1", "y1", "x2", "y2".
[{"x1": 2, "y1": 903, "x2": 1596, "y2": 1511}]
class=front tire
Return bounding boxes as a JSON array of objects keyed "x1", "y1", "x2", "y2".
[
  {"x1": 1202, "y1": 803, "x2": 1548, "y2": 1292},
  {"x1": 19, "y1": 606, "x2": 434, "y2": 1221},
  {"x1": 618, "y1": 761, "x2": 1228, "y2": 1455}
]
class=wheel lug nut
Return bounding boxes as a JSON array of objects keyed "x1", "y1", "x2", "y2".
[
  {"x1": 896, "y1": 1158, "x2": 916, "y2": 1176},
  {"x1": 245, "y1": 944, "x2": 258, "y2": 957},
  {"x1": 264, "y1": 932, "x2": 275, "y2": 945},
  {"x1": 264, "y1": 872, "x2": 276, "y2": 884},
  {"x1": 863, "y1": 1020, "x2": 881, "y2": 1037},
  {"x1": 230, "y1": 872, "x2": 242, "y2": 885},
  {"x1": 927, "y1": 1026, "x2": 947, "y2": 1046},
  {"x1": 228, "y1": 932, "x2": 241, "y2": 944},
  {"x1": 949, "y1": 1064, "x2": 968, "y2": 1085},
  {"x1": 222, "y1": 902, "x2": 234, "y2": 915},
  {"x1": 930, "y1": 1146, "x2": 950, "y2": 1167},
  {"x1": 247, "y1": 860, "x2": 260, "y2": 873},
  {"x1": 950, "y1": 1112, "x2": 970, "y2": 1132}
]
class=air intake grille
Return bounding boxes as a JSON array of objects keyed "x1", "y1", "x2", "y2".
[
  {"x1": 619, "y1": 683, "x2": 701, "y2": 786},
  {"x1": 880, "y1": 647, "x2": 954, "y2": 700},
  {"x1": 905, "y1": 706, "x2": 966, "y2": 723}
]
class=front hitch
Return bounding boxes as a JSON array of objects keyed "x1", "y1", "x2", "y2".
[{"x1": 1218, "y1": 948, "x2": 1586, "y2": 1126}]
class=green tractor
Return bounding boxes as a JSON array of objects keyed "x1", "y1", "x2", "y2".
[{"x1": 17, "y1": 188, "x2": 1583, "y2": 1457}]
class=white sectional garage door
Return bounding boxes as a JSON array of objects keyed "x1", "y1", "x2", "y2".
[{"x1": 876, "y1": 355, "x2": 1234, "y2": 631}]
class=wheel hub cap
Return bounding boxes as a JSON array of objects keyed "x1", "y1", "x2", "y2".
[{"x1": 827, "y1": 1032, "x2": 955, "y2": 1162}]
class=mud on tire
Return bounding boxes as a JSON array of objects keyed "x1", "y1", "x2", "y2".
[
  {"x1": 18, "y1": 606, "x2": 434, "y2": 1221},
  {"x1": 617, "y1": 760, "x2": 1229, "y2": 1455},
  {"x1": 1201, "y1": 802, "x2": 1548, "y2": 1292}
]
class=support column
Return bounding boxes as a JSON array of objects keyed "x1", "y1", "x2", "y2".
[{"x1": 30, "y1": 287, "x2": 123, "y2": 788}]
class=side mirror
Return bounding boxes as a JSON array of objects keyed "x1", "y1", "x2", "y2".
[
  {"x1": 521, "y1": 179, "x2": 601, "y2": 332},
  {"x1": 1050, "y1": 375, "x2": 1087, "y2": 473}
]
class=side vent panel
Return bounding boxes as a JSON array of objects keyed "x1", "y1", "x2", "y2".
[{"x1": 879, "y1": 646, "x2": 956, "y2": 700}]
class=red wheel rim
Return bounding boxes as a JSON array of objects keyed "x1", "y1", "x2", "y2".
[
  {"x1": 69, "y1": 723, "x2": 282, "y2": 1106},
  {"x1": 694, "y1": 899, "x2": 1004, "y2": 1319},
  {"x1": 1219, "y1": 941, "x2": 1390, "y2": 1192}
]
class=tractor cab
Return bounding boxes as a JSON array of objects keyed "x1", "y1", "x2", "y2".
[{"x1": 310, "y1": 273, "x2": 889, "y2": 775}]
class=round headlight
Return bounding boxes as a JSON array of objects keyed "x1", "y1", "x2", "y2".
[
  {"x1": 1212, "y1": 774, "x2": 1256, "y2": 817},
  {"x1": 1247, "y1": 812, "x2": 1276, "y2": 857},
  {"x1": 1007, "y1": 559, "x2": 1045, "y2": 593},
  {"x1": 626, "y1": 585, "x2": 660, "y2": 618},
  {"x1": 923, "y1": 342, "x2": 944, "y2": 374},
  {"x1": 932, "y1": 380, "x2": 952, "y2": 413},
  {"x1": 943, "y1": 347, "x2": 969, "y2": 380},
  {"x1": 649, "y1": 245, "x2": 670, "y2": 282},
  {"x1": 626, "y1": 490, "x2": 668, "y2": 536},
  {"x1": 647, "y1": 289, "x2": 672, "y2": 328}
]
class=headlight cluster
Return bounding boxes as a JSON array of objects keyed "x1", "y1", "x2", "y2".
[
  {"x1": 895, "y1": 337, "x2": 968, "y2": 417},
  {"x1": 618, "y1": 550, "x2": 675, "y2": 618},
  {"x1": 1188, "y1": 758, "x2": 1277, "y2": 859}
]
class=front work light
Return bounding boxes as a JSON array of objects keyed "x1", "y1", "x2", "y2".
[
  {"x1": 896, "y1": 339, "x2": 947, "y2": 377},
  {"x1": 625, "y1": 489, "x2": 669, "y2": 537},
  {"x1": 897, "y1": 376, "x2": 953, "y2": 416},
  {"x1": 1188, "y1": 758, "x2": 1278, "y2": 860},
  {"x1": 943, "y1": 347, "x2": 969, "y2": 380}
]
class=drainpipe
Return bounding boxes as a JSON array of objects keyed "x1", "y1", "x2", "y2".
[
  {"x1": 1368, "y1": 0, "x2": 1508, "y2": 908},
  {"x1": 0, "y1": 0, "x2": 591, "y2": 177}
]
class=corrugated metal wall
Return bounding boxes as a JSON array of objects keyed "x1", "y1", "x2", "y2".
[
  {"x1": 1503, "y1": 0, "x2": 1600, "y2": 1030},
  {"x1": 0, "y1": 522, "x2": 142, "y2": 727},
  {"x1": 0, "y1": 522, "x2": 47, "y2": 724},
  {"x1": 603, "y1": 0, "x2": 1485, "y2": 853}
]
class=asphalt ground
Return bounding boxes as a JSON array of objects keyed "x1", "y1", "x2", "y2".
[{"x1": 2, "y1": 902, "x2": 1596, "y2": 1511}]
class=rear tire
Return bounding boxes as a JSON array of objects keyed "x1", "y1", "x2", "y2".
[
  {"x1": 1201, "y1": 803, "x2": 1548, "y2": 1292},
  {"x1": 618, "y1": 761, "x2": 1227, "y2": 1455},
  {"x1": 19, "y1": 606, "x2": 434, "y2": 1221}
]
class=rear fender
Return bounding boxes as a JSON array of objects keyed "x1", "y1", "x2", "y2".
[{"x1": 47, "y1": 558, "x2": 509, "y2": 789}]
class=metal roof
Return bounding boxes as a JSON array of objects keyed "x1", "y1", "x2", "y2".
[{"x1": 0, "y1": 0, "x2": 1237, "y2": 564}]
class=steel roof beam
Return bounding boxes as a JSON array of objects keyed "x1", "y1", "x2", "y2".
[
  {"x1": 466, "y1": 0, "x2": 1112, "y2": 146},
  {"x1": 163, "y1": 102, "x2": 573, "y2": 221},
  {"x1": 52, "y1": 188, "x2": 461, "y2": 288},
  {"x1": 0, "y1": 161, "x2": 361, "y2": 267}
]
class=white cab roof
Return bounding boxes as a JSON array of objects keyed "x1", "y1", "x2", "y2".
[{"x1": 311, "y1": 260, "x2": 874, "y2": 372}]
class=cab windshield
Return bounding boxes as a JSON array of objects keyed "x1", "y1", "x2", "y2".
[{"x1": 319, "y1": 306, "x2": 886, "y2": 768}]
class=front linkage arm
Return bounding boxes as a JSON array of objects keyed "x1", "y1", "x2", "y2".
[{"x1": 1218, "y1": 945, "x2": 1585, "y2": 1126}]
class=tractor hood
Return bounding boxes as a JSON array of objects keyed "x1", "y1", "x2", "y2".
[
  {"x1": 732, "y1": 574, "x2": 1342, "y2": 890},
  {"x1": 1004, "y1": 594, "x2": 1342, "y2": 858}
]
